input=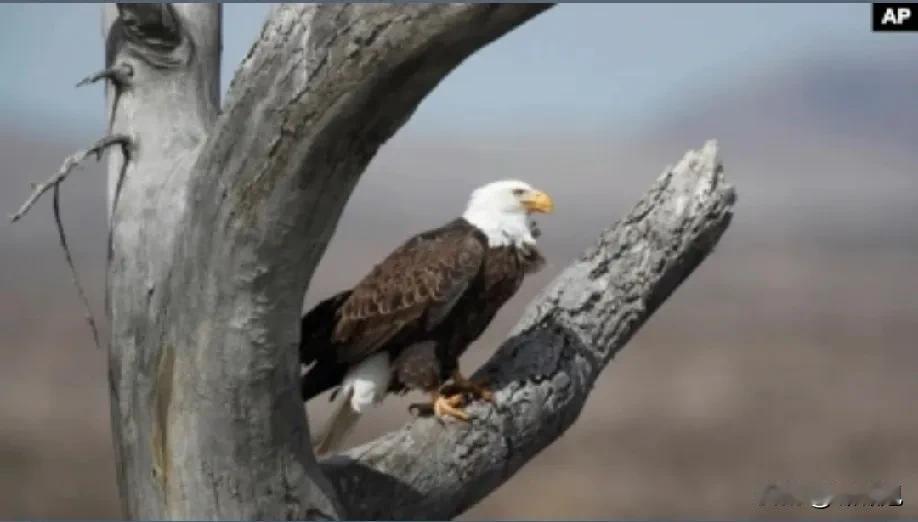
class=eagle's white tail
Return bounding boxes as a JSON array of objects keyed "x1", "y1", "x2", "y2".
[
  {"x1": 311, "y1": 352, "x2": 390, "y2": 455},
  {"x1": 312, "y1": 389, "x2": 362, "y2": 455}
]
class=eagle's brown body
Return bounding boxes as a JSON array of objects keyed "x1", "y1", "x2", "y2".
[{"x1": 300, "y1": 217, "x2": 544, "y2": 400}]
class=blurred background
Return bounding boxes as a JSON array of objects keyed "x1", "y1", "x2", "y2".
[{"x1": 1, "y1": 3, "x2": 916, "y2": 519}]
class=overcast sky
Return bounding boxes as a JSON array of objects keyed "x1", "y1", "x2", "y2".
[{"x1": 2, "y1": 3, "x2": 914, "y2": 139}]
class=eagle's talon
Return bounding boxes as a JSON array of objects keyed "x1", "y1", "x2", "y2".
[
  {"x1": 433, "y1": 392, "x2": 470, "y2": 422},
  {"x1": 412, "y1": 392, "x2": 468, "y2": 422}
]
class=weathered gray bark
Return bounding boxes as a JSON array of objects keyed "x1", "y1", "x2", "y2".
[
  {"x1": 100, "y1": 3, "x2": 552, "y2": 520},
  {"x1": 102, "y1": 4, "x2": 228, "y2": 519},
  {"x1": 321, "y1": 140, "x2": 735, "y2": 520}
]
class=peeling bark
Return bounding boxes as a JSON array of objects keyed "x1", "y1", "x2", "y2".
[{"x1": 321, "y1": 141, "x2": 735, "y2": 520}]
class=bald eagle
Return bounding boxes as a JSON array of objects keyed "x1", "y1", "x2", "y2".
[{"x1": 300, "y1": 180, "x2": 553, "y2": 454}]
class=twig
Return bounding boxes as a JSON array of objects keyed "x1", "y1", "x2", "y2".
[
  {"x1": 10, "y1": 134, "x2": 132, "y2": 351},
  {"x1": 76, "y1": 63, "x2": 134, "y2": 88},
  {"x1": 9, "y1": 134, "x2": 131, "y2": 223},
  {"x1": 52, "y1": 183, "x2": 103, "y2": 350}
]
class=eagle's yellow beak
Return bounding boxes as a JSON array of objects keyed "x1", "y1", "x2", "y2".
[{"x1": 522, "y1": 189, "x2": 554, "y2": 214}]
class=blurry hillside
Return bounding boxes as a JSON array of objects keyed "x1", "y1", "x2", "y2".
[{"x1": 1, "y1": 50, "x2": 916, "y2": 519}]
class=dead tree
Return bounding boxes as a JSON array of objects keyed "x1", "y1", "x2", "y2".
[{"x1": 12, "y1": 4, "x2": 735, "y2": 520}]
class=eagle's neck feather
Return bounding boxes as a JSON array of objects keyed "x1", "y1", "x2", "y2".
[{"x1": 461, "y1": 209, "x2": 535, "y2": 249}]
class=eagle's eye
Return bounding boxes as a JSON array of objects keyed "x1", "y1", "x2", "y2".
[{"x1": 512, "y1": 188, "x2": 526, "y2": 197}]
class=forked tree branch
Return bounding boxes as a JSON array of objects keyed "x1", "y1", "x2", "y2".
[
  {"x1": 10, "y1": 134, "x2": 132, "y2": 354},
  {"x1": 321, "y1": 140, "x2": 735, "y2": 520},
  {"x1": 9, "y1": 134, "x2": 131, "y2": 223}
]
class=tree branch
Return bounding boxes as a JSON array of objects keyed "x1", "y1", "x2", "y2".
[
  {"x1": 320, "y1": 140, "x2": 736, "y2": 520},
  {"x1": 9, "y1": 134, "x2": 131, "y2": 223},
  {"x1": 76, "y1": 63, "x2": 133, "y2": 88},
  {"x1": 9, "y1": 134, "x2": 131, "y2": 355},
  {"x1": 52, "y1": 183, "x2": 103, "y2": 351}
]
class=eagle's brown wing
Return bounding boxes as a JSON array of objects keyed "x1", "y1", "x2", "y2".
[{"x1": 333, "y1": 223, "x2": 485, "y2": 364}]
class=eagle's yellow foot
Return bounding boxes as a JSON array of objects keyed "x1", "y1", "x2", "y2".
[
  {"x1": 450, "y1": 370, "x2": 495, "y2": 403},
  {"x1": 434, "y1": 392, "x2": 470, "y2": 422},
  {"x1": 409, "y1": 392, "x2": 468, "y2": 422}
]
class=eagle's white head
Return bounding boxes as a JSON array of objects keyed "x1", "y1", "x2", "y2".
[{"x1": 462, "y1": 179, "x2": 554, "y2": 248}]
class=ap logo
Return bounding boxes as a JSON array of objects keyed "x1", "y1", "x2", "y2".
[{"x1": 873, "y1": 3, "x2": 918, "y2": 30}]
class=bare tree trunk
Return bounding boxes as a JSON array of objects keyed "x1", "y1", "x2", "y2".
[
  {"x1": 100, "y1": 3, "x2": 553, "y2": 520},
  {"x1": 102, "y1": 4, "x2": 229, "y2": 519}
]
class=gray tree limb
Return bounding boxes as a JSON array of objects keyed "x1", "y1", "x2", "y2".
[
  {"x1": 9, "y1": 134, "x2": 131, "y2": 223},
  {"x1": 75, "y1": 63, "x2": 133, "y2": 88},
  {"x1": 99, "y1": 3, "x2": 551, "y2": 520},
  {"x1": 321, "y1": 140, "x2": 735, "y2": 520},
  {"x1": 9, "y1": 134, "x2": 132, "y2": 356}
]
